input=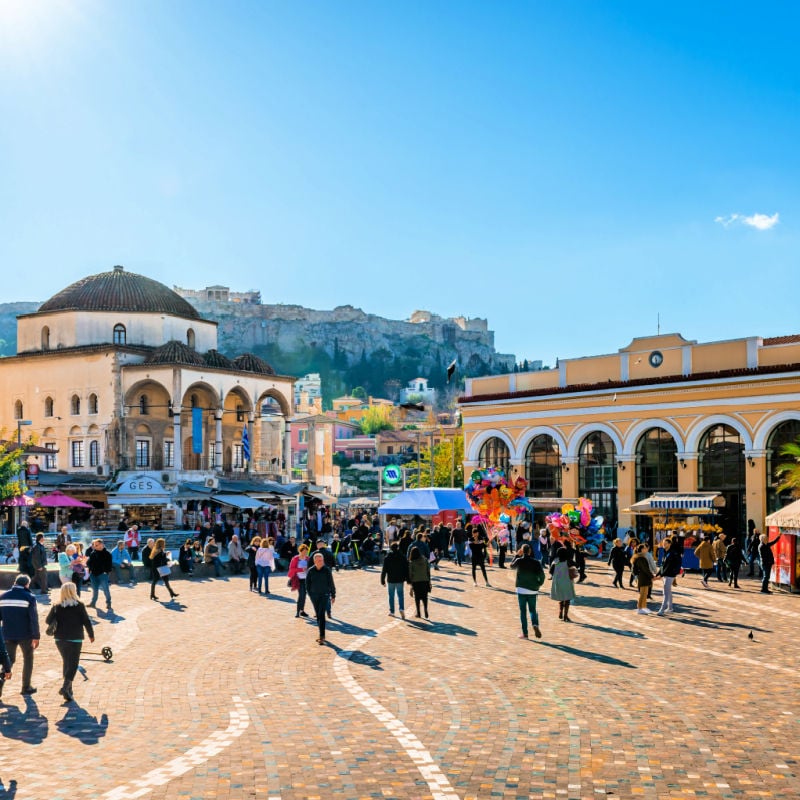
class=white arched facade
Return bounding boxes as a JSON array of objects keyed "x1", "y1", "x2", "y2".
[
  {"x1": 622, "y1": 419, "x2": 686, "y2": 458},
  {"x1": 752, "y1": 410, "x2": 800, "y2": 451},
  {"x1": 465, "y1": 429, "x2": 517, "y2": 463},
  {"x1": 565, "y1": 422, "x2": 624, "y2": 460},
  {"x1": 684, "y1": 414, "x2": 753, "y2": 453},
  {"x1": 516, "y1": 426, "x2": 569, "y2": 462}
]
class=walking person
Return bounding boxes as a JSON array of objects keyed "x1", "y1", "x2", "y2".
[
  {"x1": 58, "y1": 544, "x2": 77, "y2": 586},
  {"x1": 758, "y1": 531, "x2": 781, "y2": 593},
  {"x1": 0, "y1": 626, "x2": 11, "y2": 700},
  {"x1": 31, "y1": 533, "x2": 50, "y2": 596},
  {"x1": 550, "y1": 548, "x2": 576, "y2": 622},
  {"x1": 607, "y1": 538, "x2": 628, "y2": 588},
  {"x1": 306, "y1": 551, "x2": 336, "y2": 645},
  {"x1": 44, "y1": 582, "x2": 94, "y2": 702},
  {"x1": 656, "y1": 537, "x2": 682, "y2": 615},
  {"x1": 469, "y1": 528, "x2": 490, "y2": 587},
  {"x1": 712, "y1": 534, "x2": 728, "y2": 583},
  {"x1": 246, "y1": 535, "x2": 260, "y2": 591},
  {"x1": 87, "y1": 538, "x2": 113, "y2": 610},
  {"x1": 288, "y1": 544, "x2": 310, "y2": 618},
  {"x1": 510, "y1": 543, "x2": 545, "y2": 639},
  {"x1": 255, "y1": 537, "x2": 276, "y2": 594},
  {"x1": 450, "y1": 523, "x2": 467, "y2": 567},
  {"x1": 381, "y1": 541, "x2": 408, "y2": 619},
  {"x1": 149, "y1": 538, "x2": 179, "y2": 602},
  {"x1": 631, "y1": 544, "x2": 655, "y2": 614},
  {"x1": 694, "y1": 535, "x2": 714, "y2": 588},
  {"x1": 725, "y1": 537, "x2": 743, "y2": 588},
  {"x1": 746, "y1": 527, "x2": 760, "y2": 577},
  {"x1": 0, "y1": 574, "x2": 40, "y2": 697},
  {"x1": 408, "y1": 546, "x2": 432, "y2": 619}
]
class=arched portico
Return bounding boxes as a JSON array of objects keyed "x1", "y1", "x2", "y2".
[{"x1": 465, "y1": 429, "x2": 517, "y2": 462}]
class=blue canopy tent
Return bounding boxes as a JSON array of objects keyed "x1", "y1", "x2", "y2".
[{"x1": 378, "y1": 488, "x2": 474, "y2": 515}]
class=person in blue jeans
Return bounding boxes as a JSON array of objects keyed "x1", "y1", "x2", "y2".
[
  {"x1": 510, "y1": 544, "x2": 545, "y2": 639},
  {"x1": 255, "y1": 538, "x2": 276, "y2": 594},
  {"x1": 86, "y1": 539, "x2": 113, "y2": 610},
  {"x1": 381, "y1": 542, "x2": 408, "y2": 619}
]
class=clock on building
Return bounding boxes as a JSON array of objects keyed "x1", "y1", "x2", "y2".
[{"x1": 649, "y1": 350, "x2": 663, "y2": 368}]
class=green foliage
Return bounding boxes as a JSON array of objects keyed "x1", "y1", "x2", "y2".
[
  {"x1": 406, "y1": 434, "x2": 464, "y2": 489},
  {"x1": 358, "y1": 406, "x2": 395, "y2": 435},
  {"x1": 351, "y1": 386, "x2": 367, "y2": 400},
  {"x1": 775, "y1": 439, "x2": 800, "y2": 496},
  {"x1": 333, "y1": 452, "x2": 352, "y2": 468},
  {"x1": 0, "y1": 431, "x2": 31, "y2": 500}
]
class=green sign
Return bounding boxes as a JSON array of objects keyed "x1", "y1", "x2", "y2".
[{"x1": 382, "y1": 465, "x2": 403, "y2": 486}]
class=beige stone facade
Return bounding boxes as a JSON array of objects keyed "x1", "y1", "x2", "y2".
[{"x1": 459, "y1": 333, "x2": 800, "y2": 537}]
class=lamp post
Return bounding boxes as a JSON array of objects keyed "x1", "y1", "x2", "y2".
[{"x1": 16, "y1": 420, "x2": 32, "y2": 526}]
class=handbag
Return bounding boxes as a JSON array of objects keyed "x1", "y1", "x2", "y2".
[
  {"x1": 157, "y1": 565, "x2": 171, "y2": 577},
  {"x1": 46, "y1": 620, "x2": 57, "y2": 636}
]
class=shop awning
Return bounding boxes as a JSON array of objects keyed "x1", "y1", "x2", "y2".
[
  {"x1": 649, "y1": 493, "x2": 725, "y2": 510},
  {"x1": 304, "y1": 490, "x2": 335, "y2": 503},
  {"x1": 107, "y1": 494, "x2": 171, "y2": 506},
  {"x1": 765, "y1": 499, "x2": 800, "y2": 530},
  {"x1": 378, "y1": 488, "x2": 474, "y2": 515},
  {"x1": 213, "y1": 494, "x2": 270, "y2": 510}
]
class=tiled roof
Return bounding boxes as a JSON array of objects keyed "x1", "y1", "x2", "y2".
[
  {"x1": 233, "y1": 353, "x2": 276, "y2": 375},
  {"x1": 459, "y1": 362, "x2": 800, "y2": 404},
  {"x1": 762, "y1": 334, "x2": 800, "y2": 346},
  {"x1": 38, "y1": 265, "x2": 201, "y2": 320},
  {"x1": 204, "y1": 349, "x2": 235, "y2": 369},
  {"x1": 144, "y1": 340, "x2": 206, "y2": 367}
]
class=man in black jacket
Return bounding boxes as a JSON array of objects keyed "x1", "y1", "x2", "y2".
[
  {"x1": 0, "y1": 574, "x2": 40, "y2": 696},
  {"x1": 31, "y1": 533, "x2": 50, "y2": 595},
  {"x1": 381, "y1": 542, "x2": 408, "y2": 619},
  {"x1": 87, "y1": 539, "x2": 113, "y2": 610},
  {"x1": 306, "y1": 552, "x2": 336, "y2": 645},
  {"x1": 758, "y1": 531, "x2": 781, "y2": 594}
]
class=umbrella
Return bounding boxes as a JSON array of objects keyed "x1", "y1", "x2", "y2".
[
  {"x1": 378, "y1": 488, "x2": 474, "y2": 515},
  {"x1": 35, "y1": 491, "x2": 93, "y2": 508},
  {"x1": 0, "y1": 495, "x2": 36, "y2": 507}
]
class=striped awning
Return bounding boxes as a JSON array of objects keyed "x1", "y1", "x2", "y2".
[{"x1": 649, "y1": 493, "x2": 724, "y2": 510}]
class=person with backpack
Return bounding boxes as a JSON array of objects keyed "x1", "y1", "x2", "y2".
[{"x1": 510, "y1": 543, "x2": 545, "y2": 639}]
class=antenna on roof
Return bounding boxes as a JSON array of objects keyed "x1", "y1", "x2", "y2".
[{"x1": 657, "y1": 312, "x2": 661, "y2": 335}]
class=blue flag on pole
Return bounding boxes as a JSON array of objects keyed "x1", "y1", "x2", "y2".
[
  {"x1": 191, "y1": 407, "x2": 203, "y2": 454},
  {"x1": 242, "y1": 424, "x2": 250, "y2": 462}
]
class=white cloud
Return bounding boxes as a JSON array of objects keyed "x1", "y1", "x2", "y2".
[{"x1": 715, "y1": 212, "x2": 779, "y2": 231}]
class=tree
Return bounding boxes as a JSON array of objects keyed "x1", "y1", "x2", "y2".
[
  {"x1": 358, "y1": 405, "x2": 395, "y2": 435},
  {"x1": 407, "y1": 434, "x2": 464, "y2": 488},
  {"x1": 0, "y1": 430, "x2": 32, "y2": 500},
  {"x1": 775, "y1": 438, "x2": 800, "y2": 496},
  {"x1": 351, "y1": 386, "x2": 367, "y2": 400}
]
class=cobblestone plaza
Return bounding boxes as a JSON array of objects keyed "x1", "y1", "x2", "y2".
[{"x1": 1, "y1": 561, "x2": 797, "y2": 800}]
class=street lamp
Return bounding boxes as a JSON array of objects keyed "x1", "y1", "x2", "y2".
[
  {"x1": 17, "y1": 419, "x2": 32, "y2": 446},
  {"x1": 16, "y1": 420, "x2": 32, "y2": 526}
]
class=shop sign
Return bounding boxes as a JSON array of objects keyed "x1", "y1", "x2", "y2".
[
  {"x1": 119, "y1": 475, "x2": 169, "y2": 497},
  {"x1": 26, "y1": 463, "x2": 39, "y2": 486},
  {"x1": 382, "y1": 465, "x2": 402, "y2": 486}
]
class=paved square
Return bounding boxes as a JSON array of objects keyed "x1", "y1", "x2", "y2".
[{"x1": 0, "y1": 561, "x2": 797, "y2": 800}]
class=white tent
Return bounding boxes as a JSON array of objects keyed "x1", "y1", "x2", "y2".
[{"x1": 765, "y1": 499, "x2": 800, "y2": 531}]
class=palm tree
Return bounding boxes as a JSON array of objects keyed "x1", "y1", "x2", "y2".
[{"x1": 774, "y1": 438, "x2": 800, "y2": 496}]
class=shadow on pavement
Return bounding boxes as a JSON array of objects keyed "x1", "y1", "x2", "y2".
[
  {"x1": 430, "y1": 597, "x2": 472, "y2": 608},
  {"x1": 536, "y1": 641, "x2": 637, "y2": 668},
  {"x1": 0, "y1": 697, "x2": 48, "y2": 744},
  {"x1": 406, "y1": 620, "x2": 477, "y2": 637},
  {"x1": 573, "y1": 622, "x2": 645, "y2": 638},
  {"x1": 55, "y1": 706, "x2": 109, "y2": 745},
  {"x1": 0, "y1": 778, "x2": 17, "y2": 799},
  {"x1": 327, "y1": 620, "x2": 377, "y2": 637},
  {"x1": 331, "y1": 646, "x2": 383, "y2": 670}
]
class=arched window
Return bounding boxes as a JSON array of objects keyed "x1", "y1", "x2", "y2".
[
  {"x1": 13, "y1": 400, "x2": 23, "y2": 420},
  {"x1": 236, "y1": 404, "x2": 244, "y2": 422},
  {"x1": 766, "y1": 419, "x2": 800, "y2": 513},
  {"x1": 71, "y1": 395, "x2": 81, "y2": 415},
  {"x1": 89, "y1": 440, "x2": 100, "y2": 467},
  {"x1": 113, "y1": 324, "x2": 126, "y2": 345},
  {"x1": 524, "y1": 434, "x2": 561, "y2": 496},
  {"x1": 41, "y1": 326, "x2": 50, "y2": 350},
  {"x1": 698, "y1": 424, "x2": 745, "y2": 538},
  {"x1": 88, "y1": 394, "x2": 98, "y2": 415},
  {"x1": 44, "y1": 396, "x2": 54, "y2": 417},
  {"x1": 578, "y1": 432, "x2": 618, "y2": 528},
  {"x1": 478, "y1": 437, "x2": 510, "y2": 474},
  {"x1": 187, "y1": 328, "x2": 196, "y2": 349},
  {"x1": 139, "y1": 394, "x2": 149, "y2": 415},
  {"x1": 635, "y1": 428, "x2": 678, "y2": 497}
]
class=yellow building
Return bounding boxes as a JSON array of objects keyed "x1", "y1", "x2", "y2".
[
  {"x1": 0, "y1": 266, "x2": 294, "y2": 514},
  {"x1": 459, "y1": 332, "x2": 800, "y2": 537}
]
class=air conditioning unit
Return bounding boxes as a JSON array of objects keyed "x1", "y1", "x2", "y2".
[
  {"x1": 204, "y1": 477, "x2": 219, "y2": 490},
  {"x1": 97, "y1": 465, "x2": 111, "y2": 477}
]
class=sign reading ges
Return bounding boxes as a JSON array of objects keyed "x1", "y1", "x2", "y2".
[
  {"x1": 382, "y1": 465, "x2": 402, "y2": 486},
  {"x1": 121, "y1": 476, "x2": 168, "y2": 495}
]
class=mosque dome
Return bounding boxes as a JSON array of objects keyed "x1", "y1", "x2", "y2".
[
  {"x1": 144, "y1": 340, "x2": 206, "y2": 367},
  {"x1": 204, "y1": 349, "x2": 236, "y2": 369},
  {"x1": 38, "y1": 265, "x2": 200, "y2": 320},
  {"x1": 233, "y1": 353, "x2": 276, "y2": 375}
]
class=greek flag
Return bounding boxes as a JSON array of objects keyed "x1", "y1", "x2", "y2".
[{"x1": 241, "y1": 425, "x2": 250, "y2": 462}]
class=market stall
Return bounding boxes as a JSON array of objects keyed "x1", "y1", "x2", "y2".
[{"x1": 764, "y1": 500, "x2": 800, "y2": 592}]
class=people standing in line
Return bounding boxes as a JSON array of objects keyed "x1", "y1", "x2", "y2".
[
  {"x1": 87, "y1": 538, "x2": 113, "y2": 611},
  {"x1": 255, "y1": 537, "x2": 276, "y2": 594},
  {"x1": 246, "y1": 536, "x2": 261, "y2": 591},
  {"x1": 656, "y1": 537, "x2": 683, "y2": 615},
  {"x1": 124, "y1": 523, "x2": 140, "y2": 560},
  {"x1": 227, "y1": 534, "x2": 245, "y2": 575},
  {"x1": 631, "y1": 544, "x2": 655, "y2": 614},
  {"x1": 381, "y1": 541, "x2": 408, "y2": 619},
  {"x1": 288, "y1": 544, "x2": 310, "y2": 618},
  {"x1": 607, "y1": 538, "x2": 628, "y2": 588},
  {"x1": 469, "y1": 528, "x2": 490, "y2": 587},
  {"x1": 758, "y1": 531, "x2": 781, "y2": 594},
  {"x1": 111, "y1": 541, "x2": 136, "y2": 586},
  {"x1": 550, "y1": 547, "x2": 576, "y2": 622},
  {"x1": 44, "y1": 582, "x2": 94, "y2": 702},
  {"x1": 178, "y1": 539, "x2": 195, "y2": 576},
  {"x1": 408, "y1": 546, "x2": 432, "y2": 619},
  {"x1": 510, "y1": 543, "x2": 545, "y2": 639},
  {"x1": 149, "y1": 538, "x2": 179, "y2": 602},
  {"x1": 725, "y1": 537, "x2": 743, "y2": 588},
  {"x1": 31, "y1": 533, "x2": 50, "y2": 596},
  {"x1": 712, "y1": 533, "x2": 728, "y2": 583},
  {"x1": 0, "y1": 574, "x2": 40, "y2": 696},
  {"x1": 450, "y1": 523, "x2": 467, "y2": 567},
  {"x1": 306, "y1": 551, "x2": 336, "y2": 645},
  {"x1": 694, "y1": 535, "x2": 714, "y2": 588}
]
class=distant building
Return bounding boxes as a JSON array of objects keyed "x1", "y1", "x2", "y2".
[
  {"x1": 295, "y1": 373, "x2": 322, "y2": 413},
  {"x1": 400, "y1": 377, "x2": 436, "y2": 406},
  {"x1": 174, "y1": 285, "x2": 261, "y2": 304}
]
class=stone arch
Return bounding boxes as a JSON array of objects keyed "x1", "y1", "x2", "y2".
[
  {"x1": 753, "y1": 410, "x2": 800, "y2": 451},
  {"x1": 685, "y1": 414, "x2": 753, "y2": 453},
  {"x1": 124, "y1": 379, "x2": 172, "y2": 416},
  {"x1": 622, "y1": 419, "x2": 685, "y2": 458},
  {"x1": 465, "y1": 428, "x2": 517, "y2": 462},
  {"x1": 566, "y1": 422, "x2": 624, "y2": 460},
  {"x1": 256, "y1": 388, "x2": 290, "y2": 419},
  {"x1": 181, "y1": 381, "x2": 221, "y2": 411},
  {"x1": 516, "y1": 426, "x2": 568, "y2": 459}
]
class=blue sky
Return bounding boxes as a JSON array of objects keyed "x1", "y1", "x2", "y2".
[{"x1": 1, "y1": 1, "x2": 798, "y2": 365}]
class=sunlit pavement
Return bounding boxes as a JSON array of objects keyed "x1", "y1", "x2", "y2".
[{"x1": 0, "y1": 560, "x2": 796, "y2": 800}]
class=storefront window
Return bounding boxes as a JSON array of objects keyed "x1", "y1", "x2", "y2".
[
  {"x1": 579, "y1": 432, "x2": 618, "y2": 530},
  {"x1": 478, "y1": 437, "x2": 510, "y2": 474},
  {"x1": 524, "y1": 434, "x2": 561, "y2": 496},
  {"x1": 698, "y1": 424, "x2": 745, "y2": 537},
  {"x1": 635, "y1": 427, "x2": 678, "y2": 498}
]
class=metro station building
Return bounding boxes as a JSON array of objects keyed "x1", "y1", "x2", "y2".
[{"x1": 459, "y1": 333, "x2": 800, "y2": 537}]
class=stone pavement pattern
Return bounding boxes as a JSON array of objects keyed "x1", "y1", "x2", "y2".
[{"x1": 0, "y1": 561, "x2": 797, "y2": 800}]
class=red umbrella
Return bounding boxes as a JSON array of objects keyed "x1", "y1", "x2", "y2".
[{"x1": 35, "y1": 491, "x2": 93, "y2": 508}]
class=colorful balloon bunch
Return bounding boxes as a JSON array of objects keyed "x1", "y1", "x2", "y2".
[
  {"x1": 465, "y1": 468, "x2": 533, "y2": 523},
  {"x1": 546, "y1": 498, "x2": 606, "y2": 555}
]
